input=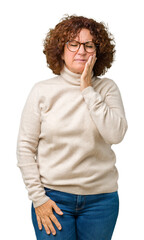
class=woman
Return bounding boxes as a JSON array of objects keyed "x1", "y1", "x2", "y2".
[{"x1": 16, "y1": 15, "x2": 128, "y2": 240}]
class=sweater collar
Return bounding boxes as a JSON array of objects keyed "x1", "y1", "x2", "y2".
[{"x1": 60, "y1": 65, "x2": 95, "y2": 86}]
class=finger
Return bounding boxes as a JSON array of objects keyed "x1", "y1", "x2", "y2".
[
  {"x1": 84, "y1": 57, "x2": 92, "y2": 72},
  {"x1": 88, "y1": 55, "x2": 95, "y2": 68},
  {"x1": 93, "y1": 53, "x2": 97, "y2": 62},
  {"x1": 82, "y1": 55, "x2": 94, "y2": 79},
  {"x1": 42, "y1": 218, "x2": 51, "y2": 235},
  {"x1": 36, "y1": 214, "x2": 42, "y2": 230},
  {"x1": 91, "y1": 54, "x2": 97, "y2": 69},
  {"x1": 45, "y1": 215, "x2": 56, "y2": 235},
  {"x1": 52, "y1": 201, "x2": 63, "y2": 215},
  {"x1": 87, "y1": 55, "x2": 93, "y2": 65},
  {"x1": 50, "y1": 214, "x2": 62, "y2": 230}
]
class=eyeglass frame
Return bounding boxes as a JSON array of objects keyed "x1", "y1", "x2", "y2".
[{"x1": 66, "y1": 40, "x2": 98, "y2": 53}]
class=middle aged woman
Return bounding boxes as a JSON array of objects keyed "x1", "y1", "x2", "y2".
[{"x1": 17, "y1": 14, "x2": 128, "y2": 240}]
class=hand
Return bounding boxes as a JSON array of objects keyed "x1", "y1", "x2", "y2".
[
  {"x1": 35, "y1": 199, "x2": 63, "y2": 236},
  {"x1": 80, "y1": 53, "x2": 97, "y2": 92}
]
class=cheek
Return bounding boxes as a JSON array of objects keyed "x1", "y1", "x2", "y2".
[{"x1": 63, "y1": 51, "x2": 75, "y2": 64}]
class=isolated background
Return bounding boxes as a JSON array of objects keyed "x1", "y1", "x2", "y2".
[{"x1": 0, "y1": 0, "x2": 143, "y2": 239}]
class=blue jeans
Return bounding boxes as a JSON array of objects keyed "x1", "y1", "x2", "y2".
[{"x1": 31, "y1": 187, "x2": 119, "y2": 240}]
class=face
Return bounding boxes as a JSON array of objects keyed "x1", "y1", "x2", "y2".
[{"x1": 62, "y1": 28, "x2": 96, "y2": 74}]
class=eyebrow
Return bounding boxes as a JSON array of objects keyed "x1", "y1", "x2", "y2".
[{"x1": 70, "y1": 40, "x2": 94, "y2": 43}]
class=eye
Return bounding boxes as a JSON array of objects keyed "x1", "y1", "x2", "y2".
[
  {"x1": 69, "y1": 41, "x2": 79, "y2": 47},
  {"x1": 86, "y1": 45, "x2": 93, "y2": 48},
  {"x1": 86, "y1": 43, "x2": 95, "y2": 48},
  {"x1": 71, "y1": 43, "x2": 78, "y2": 47}
]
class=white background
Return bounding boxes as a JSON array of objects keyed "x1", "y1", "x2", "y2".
[{"x1": 0, "y1": 0, "x2": 144, "y2": 239}]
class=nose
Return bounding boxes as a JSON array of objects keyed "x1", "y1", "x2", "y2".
[{"x1": 77, "y1": 44, "x2": 86, "y2": 54}]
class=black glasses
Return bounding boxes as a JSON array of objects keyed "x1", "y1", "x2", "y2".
[{"x1": 66, "y1": 40, "x2": 97, "y2": 53}]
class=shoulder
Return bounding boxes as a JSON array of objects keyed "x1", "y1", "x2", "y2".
[
  {"x1": 34, "y1": 75, "x2": 61, "y2": 88},
  {"x1": 93, "y1": 76, "x2": 120, "y2": 94},
  {"x1": 29, "y1": 75, "x2": 61, "y2": 94},
  {"x1": 94, "y1": 76, "x2": 117, "y2": 88}
]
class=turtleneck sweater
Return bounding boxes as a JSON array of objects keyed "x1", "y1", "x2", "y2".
[{"x1": 16, "y1": 65, "x2": 128, "y2": 208}]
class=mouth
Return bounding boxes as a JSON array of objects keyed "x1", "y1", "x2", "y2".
[{"x1": 74, "y1": 59, "x2": 87, "y2": 62}]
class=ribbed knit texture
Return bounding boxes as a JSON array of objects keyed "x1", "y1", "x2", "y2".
[{"x1": 16, "y1": 65, "x2": 128, "y2": 208}]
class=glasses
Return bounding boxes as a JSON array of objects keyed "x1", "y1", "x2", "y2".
[{"x1": 66, "y1": 40, "x2": 96, "y2": 53}]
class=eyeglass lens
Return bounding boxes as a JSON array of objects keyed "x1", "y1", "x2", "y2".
[{"x1": 67, "y1": 40, "x2": 96, "y2": 53}]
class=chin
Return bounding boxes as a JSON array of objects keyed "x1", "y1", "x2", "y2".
[
  {"x1": 74, "y1": 66, "x2": 85, "y2": 74},
  {"x1": 76, "y1": 70, "x2": 84, "y2": 74},
  {"x1": 76, "y1": 69, "x2": 85, "y2": 74},
  {"x1": 66, "y1": 64, "x2": 85, "y2": 74}
]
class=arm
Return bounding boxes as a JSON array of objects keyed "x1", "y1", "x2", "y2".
[
  {"x1": 81, "y1": 80, "x2": 128, "y2": 145},
  {"x1": 16, "y1": 83, "x2": 49, "y2": 208}
]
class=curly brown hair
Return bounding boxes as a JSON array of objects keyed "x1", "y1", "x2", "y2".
[{"x1": 43, "y1": 14, "x2": 116, "y2": 76}]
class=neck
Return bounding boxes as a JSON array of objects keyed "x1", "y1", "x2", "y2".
[{"x1": 60, "y1": 65, "x2": 95, "y2": 86}]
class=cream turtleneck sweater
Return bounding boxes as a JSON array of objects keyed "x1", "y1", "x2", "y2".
[{"x1": 16, "y1": 65, "x2": 128, "y2": 208}]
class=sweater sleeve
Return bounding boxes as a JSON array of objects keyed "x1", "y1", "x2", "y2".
[
  {"x1": 16, "y1": 83, "x2": 50, "y2": 208},
  {"x1": 81, "y1": 79, "x2": 128, "y2": 145}
]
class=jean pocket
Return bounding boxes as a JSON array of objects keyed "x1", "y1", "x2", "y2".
[{"x1": 44, "y1": 187, "x2": 54, "y2": 193}]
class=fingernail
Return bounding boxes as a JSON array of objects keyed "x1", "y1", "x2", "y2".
[{"x1": 59, "y1": 211, "x2": 63, "y2": 214}]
